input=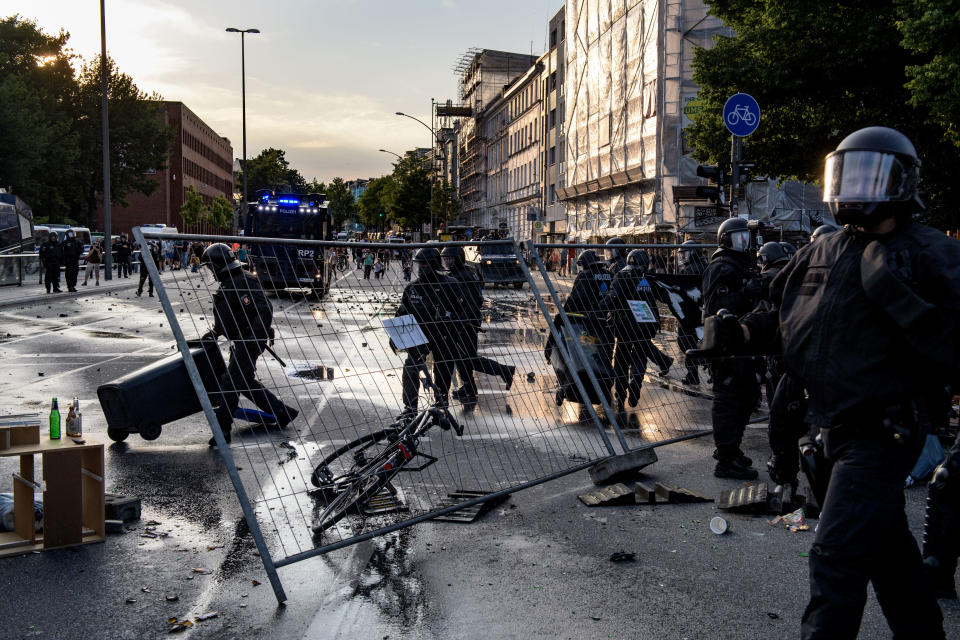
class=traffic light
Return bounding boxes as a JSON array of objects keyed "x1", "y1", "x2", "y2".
[{"x1": 695, "y1": 164, "x2": 725, "y2": 203}]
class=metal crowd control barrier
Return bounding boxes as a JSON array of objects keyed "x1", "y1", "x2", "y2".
[
  {"x1": 0, "y1": 253, "x2": 41, "y2": 287},
  {"x1": 133, "y1": 227, "x2": 640, "y2": 604}
]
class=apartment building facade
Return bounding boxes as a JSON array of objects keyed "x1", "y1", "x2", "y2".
[
  {"x1": 558, "y1": 0, "x2": 728, "y2": 241},
  {"x1": 95, "y1": 101, "x2": 234, "y2": 236},
  {"x1": 481, "y1": 61, "x2": 544, "y2": 241}
]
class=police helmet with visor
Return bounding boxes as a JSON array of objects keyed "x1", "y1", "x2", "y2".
[
  {"x1": 717, "y1": 217, "x2": 751, "y2": 252},
  {"x1": 779, "y1": 241, "x2": 797, "y2": 258},
  {"x1": 758, "y1": 241, "x2": 787, "y2": 268},
  {"x1": 200, "y1": 243, "x2": 242, "y2": 277},
  {"x1": 810, "y1": 223, "x2": 840, "y2": 242},
  {"x1": 440, "y1": 245, "x2": 465, "y2": 271},
  {"x1": 605, "y1": 237, "x2": 626, "y2": 260},
  {"x1": 822, "y1": 126, "x2": 921, "y2": 225},
  {"x1": 626, "y1": 249, "x2": 650, "y2": 271},
  {"x1": 577, "y1": 249, "x2": 601, "y2": 269}
]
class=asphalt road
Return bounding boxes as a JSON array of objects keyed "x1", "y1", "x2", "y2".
[{"x1": 0, "y1": 263, "x2": 956, "y2": 639}]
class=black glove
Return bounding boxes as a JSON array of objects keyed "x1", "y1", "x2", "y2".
[
  {"x1": 200, "y1": 330, "x2": 217, "y2": 342},
  {"x1": 268, "y1": 326, "x2": 276, "y2": 346},
  {"x1": 861, "y1": 240, "x2": 935, "y2": 330}
]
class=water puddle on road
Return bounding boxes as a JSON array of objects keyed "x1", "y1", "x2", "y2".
[{"x1": 85, "y1": 330, "x2": 137, "y2": 339}]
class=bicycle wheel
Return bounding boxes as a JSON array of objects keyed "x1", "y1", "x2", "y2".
[
  {"x1": 312, "y1": 468, "x2": 388, "y2": 534},
  {"x1": 310, "y1": 428, "x2": 398, "y2": 490}
]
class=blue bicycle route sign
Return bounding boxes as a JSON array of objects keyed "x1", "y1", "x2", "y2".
[{"x1": 723, "y1": 93, "x2": 761, "y2": 137}]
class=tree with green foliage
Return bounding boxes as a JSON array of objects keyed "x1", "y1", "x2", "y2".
[
  {"x1": 357, "y1": 175, "x2": 393, "y2": 229},
  {"x1": 236, "y1": 147, "x2": 307, "y2": 200},
  {"x1": 207, "y1": 194, "x2": 233, "y2": 231},
  {"x1": 429, "y1": 179, "x2": 461, "y2": 225},
  {"x1": 898, "y1": 0, "x2": 960, "y2": 149},
  {"x1": 383, "y1": 154, "x2": 431, "y2": 229},
  {"x1": 0, "y1": 16, "x2": 80, "y2": 222},
  {"x1": 325, "y1": 177, "x2": 356, "y2": 228},
  {"x1": 180, "y1": 185, "x2": 207, "y2": 230},
  {"x1": 688, "y1": 0, "x2": 958, "y2": 230},
  {"x1": 72, "y1": 55, "x2": 174, "y2": 229},
  {"x1": 306, "y1": 178, "x2": 327, "y2": 195}
]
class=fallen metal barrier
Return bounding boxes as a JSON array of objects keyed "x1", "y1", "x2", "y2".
[{"x1": 133, "y1": 228, "x2": 642, "y2": 604}]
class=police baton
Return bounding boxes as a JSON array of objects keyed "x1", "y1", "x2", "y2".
[{"x1": 264, "y1": 344, "x2": 287, "y2": 368}]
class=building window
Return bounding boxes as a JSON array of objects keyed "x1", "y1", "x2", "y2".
[{"x1": 549, "y1": 146, "x2": 556, "y2": 165}]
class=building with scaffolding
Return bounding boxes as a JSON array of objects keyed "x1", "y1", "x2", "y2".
[
  {"x1": 451, "y1": 49, "x2": 539, "y2": 231},
  {"x1": 481, "y1": 59, "x2": 544, "y2": 240},
  {"x1": 558, "y1": 0, "x2": 730, "y2": 241},
  {"x1": 539, "y1": 7, "x2": 568, "y2": 243}
]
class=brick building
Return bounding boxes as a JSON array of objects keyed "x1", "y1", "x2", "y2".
[{"x1": 96, "y1": 101, "x2": 234, "y2": 236}]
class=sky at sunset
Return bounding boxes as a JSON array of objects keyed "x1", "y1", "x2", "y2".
[{"x1": 6, "y1": 0, "x2": 560, "y2": 183}]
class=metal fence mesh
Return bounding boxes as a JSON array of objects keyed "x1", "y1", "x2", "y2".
[{"x1": 132, "y1": 230, "x2": 728, "y2": 601}]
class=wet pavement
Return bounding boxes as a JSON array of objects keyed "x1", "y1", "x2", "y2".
[{"x1": 0, "y1": 264, "x2": 957, "y2": 639}]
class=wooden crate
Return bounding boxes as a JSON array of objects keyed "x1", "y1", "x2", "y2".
[{"x1": 0, "y1": 437, "x2": 104, "y2": 557}]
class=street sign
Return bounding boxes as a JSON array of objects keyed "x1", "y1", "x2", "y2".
[{"x1": 723, "y1": 93, "x2": 760, "y2": 137}]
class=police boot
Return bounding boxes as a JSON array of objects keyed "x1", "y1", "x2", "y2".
[
  {"x1": 208, "y1": 428, "x2": 232, "y2": 447},
  {"x1": 627, "y1": 379, "x2": 642, "y2": 408},
  {"x1": 682, "y1": 369, "x2": 700, "y2": 386},
  {"x1": 276, "y1": 407, "x2": 299, "y2": 429},
  {"x1": 714, "y1": 454, "x2": 759, "y2": 480},
  {"x1": 713, "y1": 449, "x2": 752, "y2": 468},
  {"x1": 658, "y1": 356, "x2": 674, "y2": 377},
  {"x1": 503, "y1": 366, "x2": 516, "y2": 391}
]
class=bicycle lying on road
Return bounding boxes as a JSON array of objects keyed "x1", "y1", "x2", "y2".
[{"x1": 309, "y1": 370, "x2": 462, "y2": 534}]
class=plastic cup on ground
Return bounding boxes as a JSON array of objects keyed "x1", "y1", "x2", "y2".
[{"x1": 710, "y1": 516, "x2": 728, "y2": 535}]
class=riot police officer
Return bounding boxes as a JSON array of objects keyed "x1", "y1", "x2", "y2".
[
  {"x1": 734, "y1": 127, "x2": 955, "y2": 638},
  {"x1": 702, "y1": 216, "x2": 762, "y2": 479},
  {"x1": 396, "y1": 247, "x2": 462, "y2": 414},
  {"x1": 201, "y1": 243, "x2": 298, "y2": 445},
  {"x1": 563, "y1": 249, "x2": 616, "y2": 394},
  {"x1": 440, "y1": 246, "x2": 515, "y2": 407},
  {"x1": 604, "y1": 250, "x2": 661, "y2": 412},
  {"x1": 605, "y1": 237, "x2": 627, "y2": 275},
  {"x1": 678, "y1": 239, "x2": 706, "y2": 385},
  {"x1": 61, "y1": 229, "x2": 83, "y2": 292},
  {"x1": 136, "y1": 242, "x2": 161, "y2": 297},
  {"x1": 565, "y1": 249, "x2": 612, "y2": 316},
  {"x1": 39, "y1": 231, "x2": 63, "y2": 293}
]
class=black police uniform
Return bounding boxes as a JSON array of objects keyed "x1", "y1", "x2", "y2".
[
  {"x1": 137, "y1": 244, "x2": 160, "y2": 296},
  {"x1": 607, "y1": 255, "x2": 626, "y2": 276},
  {"x1": 447, "y1": 264, "x2": 514, "y2": 401},
  {"x1": 209, "y1": 268, "x2": 297, "y2": 438},
  {"x1": 116, "y1": 238, "x2": 131, "y2": 278},
  {"x1": 564, "y1": 261, "x2": 615, "y2": 389},
  {"x1": 38, "y1": 237, "x2": 63, "y2": 293},
  {"x1": 397, "y1": 271, "x2": 461, "y2": 412},
  {"x1": 61, "y1": 234, "x2": 83, "y2": 292},
  {"x1": 702, "y1": 247, "x2": 762, "y2": 467},
  {"x1": 604, "y1": 264, "x2": 661, "y2": 408},
  {"x1": 742, "y1": 222, "x2": 958, "y2": 639}
]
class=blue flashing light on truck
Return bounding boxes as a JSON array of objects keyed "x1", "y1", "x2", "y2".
[{"x1": 244, "y1": 190, "x2": 334, "y2": 298}]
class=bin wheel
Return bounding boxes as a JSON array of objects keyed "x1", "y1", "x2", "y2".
[
  {"x1": 555, "y1": 390, "x2": 564, "y2": 407},
  {"x1": 107, "y1": 428, "x2": 129, "y2": 442},
  {"x1": 513, "y1": 282, "x2": 524, "y2": 289},
  {"x1": 139, "y1": 421, "x2": 162, "y2": 441}
]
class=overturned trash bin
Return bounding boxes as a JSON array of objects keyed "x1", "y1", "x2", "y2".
[
  {"x1": 97, "y1": 339, "x2": 225, "y2": 442},
  {"x1": 546, "y1": 312, "x2": 614, "y2": 407}
]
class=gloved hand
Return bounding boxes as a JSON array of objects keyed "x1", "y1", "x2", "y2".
[
  {"x1": 861, "y1": 240, "x2": 935, "y2": 330},
  {"x1": 268, "y1": 326, "x2": 276, "y2": 346},
  {"x1": 690, "y1": 309, "x2": 745, "y2": 359},
  {"x1": 200, "y1": 330, "x2": 217, "y2": 343}
]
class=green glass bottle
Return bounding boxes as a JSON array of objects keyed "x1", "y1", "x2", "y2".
[{"x1": 49, "y1": 398, "x2": 60, "y2": 440}]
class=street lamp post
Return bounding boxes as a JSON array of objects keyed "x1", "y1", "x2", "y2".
[
  {"x1": 395, "y1": 109, "x2": 439, "y2": 234},
  {"x1": 100, "y1": 0, "x2": 112, "y2": 280},
  {"x1": 378, "y1": 148, "x2": 403, "y2": 161},
  {"x1": 226, "y1": 27, "x2": 260, "y2": 235}
]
